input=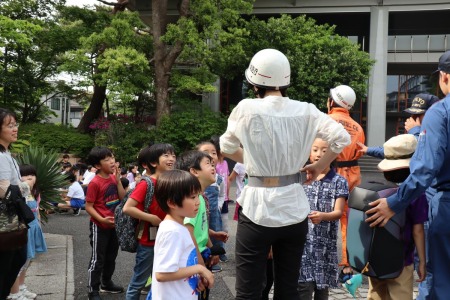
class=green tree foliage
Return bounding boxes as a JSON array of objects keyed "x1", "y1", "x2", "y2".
[
  {"x1": 59, "y1": 7, "x2": 153, "y2": 132},
  {"x1": 16, "y1": 146, "x2": 69, "y2": 222},
  {"x1": 150, "y1": 0, "x2": 253, "y2": 125},
  {"x1": 19, "y1": 123, "x2": 94, "y2": 158},
  {"x1": 0, "y1": 0, "x2": 83, "y2": 122},
  {"x1": 149, "y1": 100, "x2": 227, "y2": 154},
  {"x1": 91, "y1": 117, "x2": 151, "y2": 164},
  {"x1": 244, "y1": 15, "x2": 374, "y2": 109}
]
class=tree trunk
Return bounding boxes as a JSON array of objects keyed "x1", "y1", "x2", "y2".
[
  {"x1": 77, "y1": 84, "x2": 107, "y2": 133},
  {"x1": 154, "y1": 69, "x2": 170, "y2": 126},
  {"x1": 151, "y1": 0, "x2": 189, "y2": 126}
]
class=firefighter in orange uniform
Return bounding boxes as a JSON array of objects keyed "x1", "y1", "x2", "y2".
[{"x1": 327, "y1": 85, "x2": 365, "y2": 272}]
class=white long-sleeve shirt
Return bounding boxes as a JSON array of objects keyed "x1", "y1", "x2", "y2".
[{"x1": 220, "y1": 96, "x2": 350, "y2": 227}]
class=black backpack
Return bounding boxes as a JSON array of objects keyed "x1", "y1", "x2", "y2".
[
  {"x1": 347, "y1": 181, "x2": 405, "y2": 279},
  {"x1": 115, "y1": 176, "x2": 154, "y2": 253}
]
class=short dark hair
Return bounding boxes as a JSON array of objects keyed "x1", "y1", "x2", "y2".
[
  {"x1": 195, "y1": 140, "x2": 216, "y2": 152},
  {"x1": 62, "y1": 162, "x2": 72, "y2": 169},
  {"x1": 248, "y1": 84, "x2": 288, "y2": 98},
  {"x1": 77, "y1": 163, "x2": 88, "y2": 175},
  {"x1": 19, "y1": 164, "x2": 37, "y2": 177},
  {"x1": 208, "y1": 136, "x2": 220, "y2": 153},
  {"x1": 383, "y1": 168, "x2": 410, "y2": 184},
  {"x1": 120, "y1": 167, "x2": 127, "y2": 176},
  {"x1": 155, "y1": 169, "x2": 201, "y2": 213},
  {"x1": 137, "y1": 143, "x2": 175, "y2": 174},
  {"x1": 19, "y1": 164, "x2": 39, "y2": 198},
  {"x1": 69, "y1": 165, "x2": 79, "y2": 174},
  {"x1": 120, "y1": 177, "x2": 129, "y2": 189},
  {"x1": 175, "y1": 150, "x2": 211, "y2": 172},
  {"x1": 0, "y1": 108, "x2": 17, "y2": 152},
  {"x1": 63, "y1": 154, "x2": 70, "y2": 159},
  {"x1": 128, "y1": 163, "x2": 136, "y2": 172},
  {"x1": 87, "y1": 146, "x2": 114, "y2": 167},
  {"x1": 66, "y1": 172, "x2": 77, "y2": 183}
]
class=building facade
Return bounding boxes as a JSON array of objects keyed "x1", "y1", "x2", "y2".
[
  {"x1": 43, "y1": 96, "x2": 84, "y2": 127},
  {"x1": 129, "y1": 0, "x2": 450, "y2": 146}
]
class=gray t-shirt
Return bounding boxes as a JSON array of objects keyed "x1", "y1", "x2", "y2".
[{"x1": 0, "y1": 151, "x2": 21, "y2": 185}]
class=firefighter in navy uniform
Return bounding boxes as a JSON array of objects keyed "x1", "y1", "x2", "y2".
[{"x1": 367, "y1": 50, "x2": 450, "y2": 299}]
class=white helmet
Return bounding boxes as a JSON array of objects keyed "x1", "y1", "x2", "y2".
[
  {"x1": 245, "y1": 49, "x2": 290, "y2": 90},
  {"x1": 330, "y1": 85, "x2": 356, "y2": 110}
]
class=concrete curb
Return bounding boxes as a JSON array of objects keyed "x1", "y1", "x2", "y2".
[{"x1": 26, "y1": 233, "x2": 74, "y2": 299}]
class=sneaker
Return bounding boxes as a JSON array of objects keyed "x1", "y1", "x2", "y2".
[
  {"x1": 211, "y1": 264, "x2": 222, "y2": 273},
  {"x1": 19, "y1": 285, "x2": 37, "y2": 299},
  {"x1": 141, "y1": 285, "x2": 150, "y2": 295},
  {"x1": 219, "y1": 254, "x2": 228, "y2": 263},
  {"x1": 73, "y1": 208, "x2": 81, "y2": 215},
  {"x1": 100, "y1": 281, "x2": 124, "y2": 294},
  {"x1": 88, "y1": 291, "x2": 102, "y2": 300},
  {"x1": 6, "y1": 293, "x2": 27, "y2": 300}
]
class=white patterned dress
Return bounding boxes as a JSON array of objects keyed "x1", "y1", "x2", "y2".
[{"x1": 299, "y1": 169, "x2": 348, "y2": 289}]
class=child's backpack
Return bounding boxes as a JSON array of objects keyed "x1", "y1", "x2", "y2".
[
  {"x1": 347, "y1": 181, "x2": 406, "y2": 279},
  {"x1": 115, "y1": 176, "x2": 154, "y2": 253}
]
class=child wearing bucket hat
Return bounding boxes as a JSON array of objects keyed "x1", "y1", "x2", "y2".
[{"x1": 366, "y1": 134, "x2": 427, "y2": 300}]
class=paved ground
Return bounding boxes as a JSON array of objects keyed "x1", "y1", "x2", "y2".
[{"x1": 27, "y1": 171, "x2": 420, "y2": 299}]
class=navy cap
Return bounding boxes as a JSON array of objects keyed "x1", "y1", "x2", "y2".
[
  {"x1": 436, "y1": 50, "x2": 450, "y2": 73},
  {"x1": 404, "y1": 93, "x2": 440, "y2": 115}
]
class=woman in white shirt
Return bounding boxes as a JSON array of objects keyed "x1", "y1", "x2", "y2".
[{"x1": 220, "y1": 49, "x2": 351, "y2": 299}]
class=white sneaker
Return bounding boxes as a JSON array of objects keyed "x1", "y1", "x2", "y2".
[
  {"x1": 19, "y1": 285, "x2": 37, "y2": 299},
  {"x1": 7, "y1": 293, "x2": 27, "y2": 300}
]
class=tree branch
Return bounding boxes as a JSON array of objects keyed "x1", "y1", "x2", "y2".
[{"x1": 96, "y1": 0, "x2": 129, "y2": 13}]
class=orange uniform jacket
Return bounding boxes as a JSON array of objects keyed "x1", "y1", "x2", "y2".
[
  {"x1": 328, "y1": 107, "x2": 365, "y2": 191},
  {"x1": 329, "y1": 107, "x2": 365, "y2": 267}
]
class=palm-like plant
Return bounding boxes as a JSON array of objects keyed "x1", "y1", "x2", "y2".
[{"x1": 16, "y1": 146, "x2": 69, "y2": 222}]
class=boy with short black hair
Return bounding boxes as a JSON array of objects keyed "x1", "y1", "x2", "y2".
[
  {"x1": 151, "y1": 169, "x2": 214, "y2": 299},
  {"x1": 85, "y1": 146, "x2": 126, "y2": 300},
  {"x1": 176, "y1": 150, "x2": 224, "y2": 299},
  {"x1": 122, "y1": 143, "x2": 176, "y2": 299}
]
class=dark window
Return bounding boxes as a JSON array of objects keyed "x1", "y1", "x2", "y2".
[{"x1": 51, "y1": 98, "x2": 60, "y2": 110}]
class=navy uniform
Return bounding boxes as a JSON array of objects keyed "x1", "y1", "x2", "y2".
[{"x1": 386, "y1": 93, "x2": 450, "y2": 299}]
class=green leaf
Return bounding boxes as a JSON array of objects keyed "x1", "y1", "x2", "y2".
[{"x1": 16, "y1": 146, "x2": 70, "y2": 222}]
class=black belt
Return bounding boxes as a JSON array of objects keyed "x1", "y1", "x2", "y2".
[{"x1": 335, "y1": 160, "x2": 359, "y2": 168}]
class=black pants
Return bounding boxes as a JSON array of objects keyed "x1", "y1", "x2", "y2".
[
  {"x1": 297, "y1": 282, "x2": 329, "y2": 300},
  {"x1": 235, "y1": 211, "x2": 308, "y2": 300},
  {"x1": 0, "y1": 246, "x2": 27, "y2": 300},
  {"x1": 87, "y1": 222, "x2": 119, "y2": 292},
  {"x1": 261, "y1": 258, "x2": 274, "y2": 300}
]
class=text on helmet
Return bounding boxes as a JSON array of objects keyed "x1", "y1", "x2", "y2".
[{"x1": 249, "y1": 64, "x2": 258, "y2": 76}]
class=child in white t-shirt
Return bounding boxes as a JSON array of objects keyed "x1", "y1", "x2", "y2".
[
  {"x1": 57, "y1": 172, "x2": 85, "y2": 215},
  {"x1": 149, "y1": 170, "x2": 214, "y2": 300}
]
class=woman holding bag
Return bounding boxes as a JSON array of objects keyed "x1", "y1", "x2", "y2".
[{"x1": 0, "y1": 108, "x2": 27, "y2": 300}]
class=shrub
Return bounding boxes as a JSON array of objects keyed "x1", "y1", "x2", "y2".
[
  {"x1": 93, "y1": 120, "x2": 152, "y2": 164},
  {"x1": 150, "y1": 101, "x2": 228, "y2": 154},
  {"x1": 16, "y1": 146, "x2": 69, "y2": 222},
  {"x1": 19, "y1": 123, "x2": 94, "y2": 158}
]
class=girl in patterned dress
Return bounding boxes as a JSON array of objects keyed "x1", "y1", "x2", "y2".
[
  {"x1": 8, "y1": 164, "x2": 47, "y2": 300},
  {"x1": 298, "y1": 138, "x2": 349, "y2": 299}
]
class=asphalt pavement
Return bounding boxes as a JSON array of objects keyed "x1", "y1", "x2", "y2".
[{"x1": 28, "y1": 171, "x2": 418, "y2": 299}]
